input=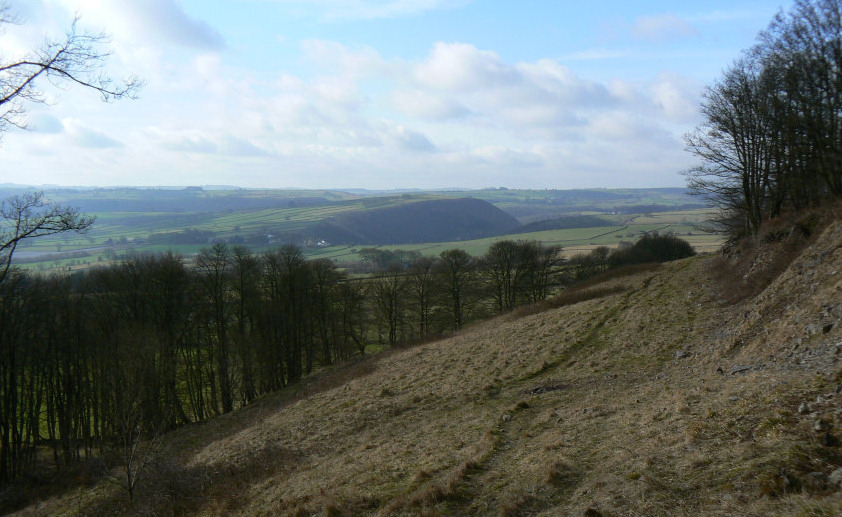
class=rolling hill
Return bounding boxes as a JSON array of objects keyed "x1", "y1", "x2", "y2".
[
  {"x1": 3, "y1": 187, "x2": 720, "y2": 274},
  {"x1": 15, "y1": 209, "x2": 842, "y2": 516},
  {"x1": 305, "y1": 197, "x2": 521, "y2": 245}
]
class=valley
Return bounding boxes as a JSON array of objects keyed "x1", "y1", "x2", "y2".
[
  {"x1": 0, "y1": 186, "x2": 719, "y2": 272},
  {"x1": 6, "y1": 205, "x2": 841, "y2": 516}
]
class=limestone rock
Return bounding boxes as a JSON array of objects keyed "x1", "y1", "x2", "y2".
[{"x1": 829, "y1": 468, "x2": 842, "y2": 487}]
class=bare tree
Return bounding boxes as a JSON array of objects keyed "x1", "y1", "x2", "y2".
[
  {"x1": 520, "y1": 241, "x2": 564, "y2": 303},
  {"x1": 0, "y1": 2, "x2": 142, "y2": 137},
  {"x1": 684, "y1": 0, "x2": 842, "y2": 237},
  {"x1": 407, "y1": 256, "x2": 436, "y2": 338},
  {"x1": 438, "y1": 249, "x2": 474, "y2": 331},
  {"x1": 0, "y1": 191, "x2": 93, "y2": 284},
  {"x1": 684, "y1": 57, "x2": 777, "y2": 236},
  {"x1": 759, "y1": 0, "x2": 842, "y2": 198},
  {"x1": 104, "y1": 365, "x2": 162, "y2": 502},
  {"x1": 482, "y1": 240, "x2": 564, "y2": 310},
  {"x1": 371, "y1": 266, "x2": 407, "y2": 346},
  {"x1": 195, "y1": 243, "x2": 234, "y2": 414},
  {"x1": 483, "y1": 240, "x2": 522, "y2": 312}
]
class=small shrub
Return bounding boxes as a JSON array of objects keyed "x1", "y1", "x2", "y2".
[
  {"x1": 499, "y1": 491, "x2": 535, "y2": 516},
  {"x1": 323, "y1": 502, "x2": 349, "y2": 517},
  {"x1": 545, "y1": 461, "x2": 581, "y2": 489},
  {"x1": 756, "y1": 467, "x2": 800, "y2": 497},
  {"x1": 414, "y1": 469, "x2": 432, "y2": 482}
]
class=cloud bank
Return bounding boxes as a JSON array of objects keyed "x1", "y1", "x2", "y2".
[{"x1": 0, "y1": 1, "x2": 717, "y2": 189}]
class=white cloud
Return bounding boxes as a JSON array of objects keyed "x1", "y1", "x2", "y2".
[
  {"x1": 127, "y1": 39, "x2": 700, "y2": 187},
  {"x1": 29, "y1": 112, "x2": 65, "y2": 134},
  {"x1": 390, "y1": 89, "x2": 471, "y2": 121},
  {"x1": 63, "y1": 118, "x2": 123, "y2": 148},
  {"x1": 13, "y1": 0, "x2": 227, "y2": 104},
  {"x1": 516, "y1": 59, "x2": 612, "y2": 107},
  {"x1": 632, "y1": 14, "x2": 698, "y2": 43},
  {"x1": 0, "y1": 8, "x2": 702, "y2": 191},
  {"x1": 302, "y1": 39, "x2": 387, "y2": 77},
  {"x1": 415, "y1": 42, "x2": 516, "y2": 91},
  {"x1": 56, "y1": 0, "x2": 224, "y2": 50},
  {"x1": 219, "y1": 135, "x2": 271, "y2": 157},
  {"x1": 391, "y1": 125, "x2": 436, "y2": 153},
  {"x1": 587, "y1": 112, "x2": 660, "y2": 142},
  {"x1": 561, "y1": 49, "x2": 635, "y2": 61},
  {"x1": 472, "y1": 146, "x2": 544, "y2": 168},
  {"x1": 607, "y1": 79, "x2": 643, "y2": 104},
  {"x1": 254, "y1": 0, "x2": 469, "y2": 21},
  {"x1": 162, "y1": 134, "x2": 219, "y2": 154},
  {"x1": 648, "y1": 73, "x2": 701, "y2": 122},
  {"x1": 400, "y1": 42, "x2": 619, "y2": 137}
]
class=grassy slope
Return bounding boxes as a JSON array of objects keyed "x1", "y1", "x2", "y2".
[{"x1": 18, "y1": 221, "x2": 842, "y2": 516}]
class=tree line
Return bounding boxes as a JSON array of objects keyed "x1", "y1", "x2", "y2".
[
  {"x1": 685, "y1": 0, "x2": 842, "y2": 236},
  {"x1": 0, "y1": 239, "x2": 569, "y2": 483}
]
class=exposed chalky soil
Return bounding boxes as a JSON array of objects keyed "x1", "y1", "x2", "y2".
[{"x1": 17, "y1": 221, "x2": 842, "y2": 517}]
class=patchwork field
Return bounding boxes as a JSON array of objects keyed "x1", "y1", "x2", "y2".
[{"x1": 4, "y1": 187, "x2": 721, "y2": 272}]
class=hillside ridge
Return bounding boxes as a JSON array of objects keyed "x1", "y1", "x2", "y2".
[{"x1": 15, "y1": 215, "x2": 842, "y2": 516}]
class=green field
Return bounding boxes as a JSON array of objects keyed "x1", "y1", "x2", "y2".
[
  {"x1": 357, "y1": 209, "x2": 721, "y2": 260},
  {"x1": 7, "y1": 187, "x2": 722, "y2": 272}
]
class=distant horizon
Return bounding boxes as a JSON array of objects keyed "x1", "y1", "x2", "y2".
[{"x1": 0, "y1": 182, "x2": 694, "y2": 193}]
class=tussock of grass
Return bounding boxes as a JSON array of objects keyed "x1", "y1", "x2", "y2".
[{"x1": 545, "y1": 461, "x2": 581, "y2": 487}]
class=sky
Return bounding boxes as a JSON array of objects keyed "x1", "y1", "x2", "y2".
[{"x1": 0, "y1": 0, "x2": 787, "y2": 190}]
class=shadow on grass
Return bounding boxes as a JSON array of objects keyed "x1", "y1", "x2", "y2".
[
  {"x1": 77, "y1": 441, "x2": 305, "y2": 516},
  {"x1": 0, "y1": 459, "x2": 105, "y2": 516}
]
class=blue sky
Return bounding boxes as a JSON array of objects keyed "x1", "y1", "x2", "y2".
[{"x1": 0, "y1": 0, "x2": 786, "y2": 189}]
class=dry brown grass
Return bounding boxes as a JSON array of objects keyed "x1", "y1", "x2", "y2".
[
  {"x1": 507, "y1": 285, "x2": 628, "y2": 321},
  {"x1": 506, "y1": 263, "x2": 661, "y2": 321},
  {"x1": 14, "y1": 209, "x2": 842, "y2": 516}
]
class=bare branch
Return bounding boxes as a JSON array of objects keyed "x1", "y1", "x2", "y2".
[
  {"x1": 0, "y1": 10, "x2": 143, "y2": 139},
  {"x1": 0, "y1": 191, "x2": 94, "y2": 285},
  {"x1": 0, "y1": 1, "x2": 18, "y2": 26}
]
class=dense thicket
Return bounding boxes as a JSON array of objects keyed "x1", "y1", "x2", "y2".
[
  {"x1": 568, "y1": 233, "x2": 696, "y2": 279},
  {"x1": 608, "y1": 233, "x2": 697, "y2": 267},
  {"x1": 685, "y1": 0, "x2": 842, "y2": 236}
]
